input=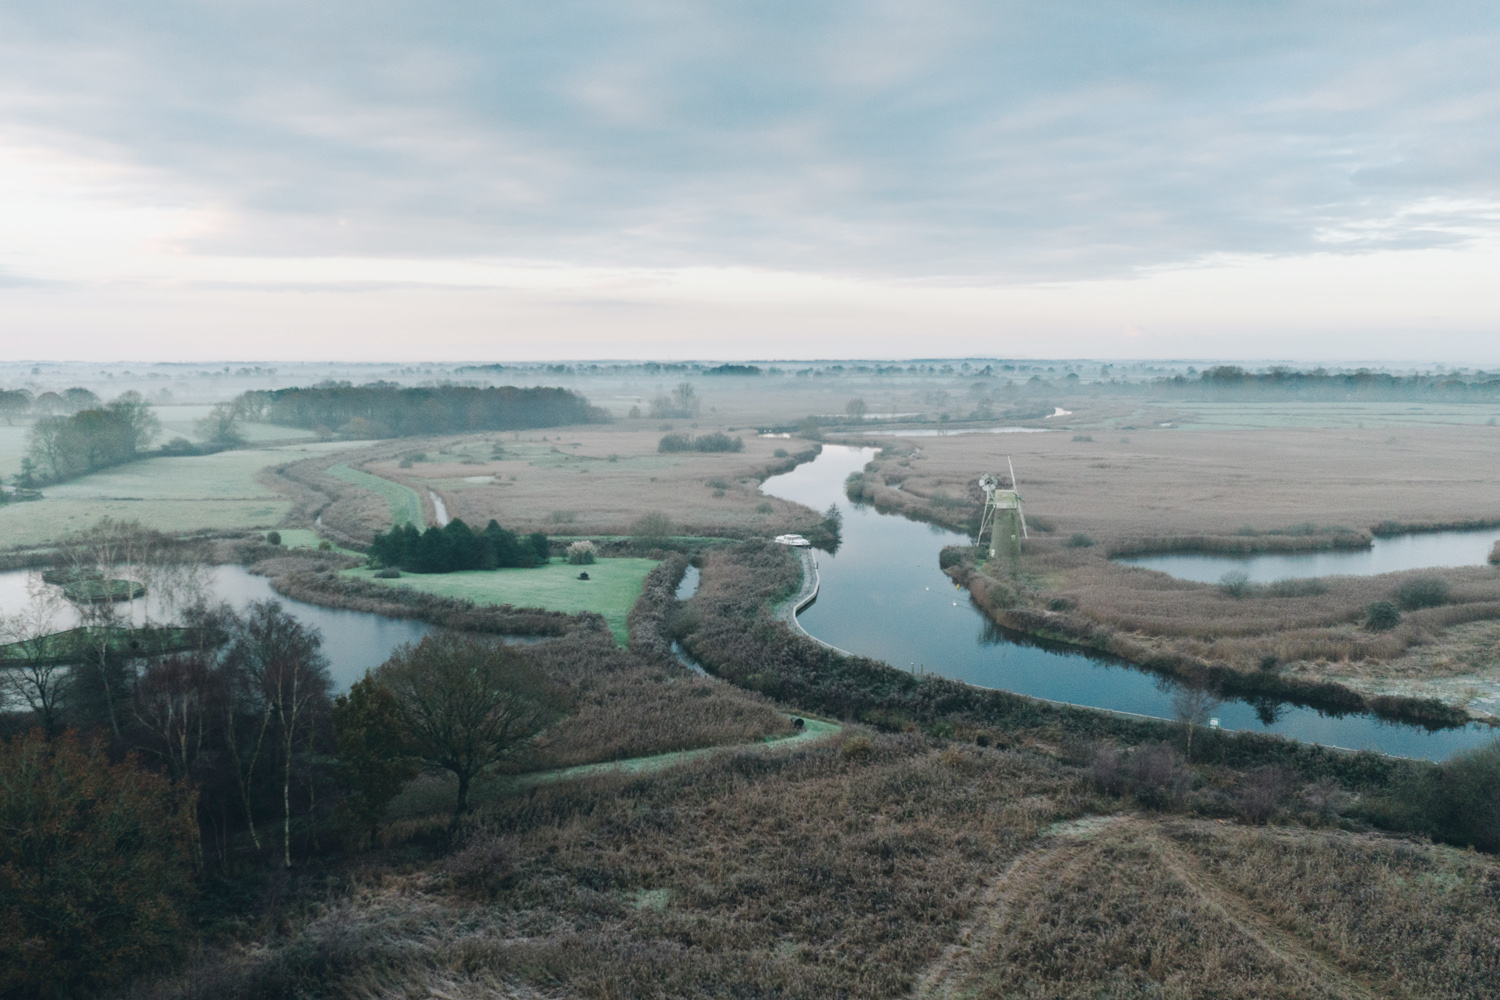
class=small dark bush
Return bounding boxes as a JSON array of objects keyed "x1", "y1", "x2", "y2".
[
  {"x1": 1071, "y1": 434, "x2": 1093, "y2": 442},
  {"x1": 265, "y1": 530, "x2": 282, "y2": 545},
  {"x1": 1218, "y1": 569, "x2": 1253, "y2": 598},
  {"x1": 1395, "y1": 576, "x2": 1449, "y2": 610},
  {"x1": 1127, "y1": 744, "x2": 1192, "y2": 809},
  {"x1": 446, "y1": 826, "x2": 516, "y2": 901},
  {"x1": 1264, "y1": 577, "x2": 1328, "y2": 597},
  {"x1": 374, "y1": 567, "x2": 401, "y2": 578},
  {"x1": 1237, "y1": 766, "x2": 1292, "y2": 824},
  {"x1": 773, "y1": 448, "x2": 789, "y2": 458},
  {"x1": 659, "y1": 432, "x2": 744, "y2": 453},
  {"x1": 1367, "y1": 601, "x2": 1401, "y2": 630},
  {"x1": 1065, "y1": 533, "x2": 1095, "y2": 548}
]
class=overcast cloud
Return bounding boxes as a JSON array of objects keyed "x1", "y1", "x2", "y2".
[{"x1": 0, "y1": 1, "x2": 1497, "y2": 359}]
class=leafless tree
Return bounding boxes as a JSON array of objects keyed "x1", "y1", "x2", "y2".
[
  {"x1": 377, "y1": 632, "x2": 566, "y2": 835},
  {"x1": 1171, "y1": 683, "x2": 1223, "y2": 762},
  {"x1": 223, "y1": 601, "x2": 330, "y2": 866},
  {"x1": 0, "y1": 580, "x2": 68, "y2": 737}
]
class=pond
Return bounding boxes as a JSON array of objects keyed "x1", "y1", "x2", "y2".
[
  {"x1": 675, "y1": 565, "x2": 701, "y2": 601},
  {"x1": 1117, "y1": 528, "x2": 1500, "y2": 583},
  {"x1": 0, "y1": 565, "x2": 430, "y2": 691},
  {"x1": 759, "y1": 445, "x2": 1496, "y2": 760}
]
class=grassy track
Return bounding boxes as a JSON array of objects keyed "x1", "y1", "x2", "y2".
[
  {"x1": 342, "y1": 557, "x2": 659, "y2": 644},
  {"x1": 327, "y1": 464, "x2": 425, "y2": 528},
  {"x1": 520, "y1": 716, "x2": 840, "y2": 785}
]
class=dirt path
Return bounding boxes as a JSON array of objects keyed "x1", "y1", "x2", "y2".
[
  {"x1": 912, "y1": 816, "x2": 1122, "y2": 999},
  {"x1": 913, "y1": 815, "x2": 1399, "y2": 1000},
  {"x1": 1148, "y1": 826, "x2": 1393, "y2": 999}
]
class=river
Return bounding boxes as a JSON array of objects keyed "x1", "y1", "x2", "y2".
[
  {"x1": 759, "y1": 444, "x2": 1496, "y2": 760},
  {"x1": 0, "y1": 564, "x2": 429, "y2": 690}
]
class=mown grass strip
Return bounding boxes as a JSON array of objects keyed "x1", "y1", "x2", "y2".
[{"x1": 327, "y1": 464, "x2": 425, "y2": 528}]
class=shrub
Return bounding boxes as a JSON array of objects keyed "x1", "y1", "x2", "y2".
[
  {"x1": 756, "y1": 501, "x2": 774, "y2": 514},
  {"x1": 706, "y1": 477, "x2": 730, "y2": 490},
  {"x1": 1065, "y1": 533, "x2": 1095, "y2": 548},
  {"x1": 1218, "y1": 569, "x2": 1253, "y2": 598},
  {"x1": 1264, "y1": 577, "x2": 1328, "y2": 597},
  {"x1": 566, "y1": 540, "x2": 597, "y2": 565},
  {"x1": 1237, "y1": 766, "x2": 1292, "y2": 824},
  {"x1": 0, "y1": 731, "x2": 196, "y2": 998},
  {"x1": 265, "y1": 530, "x2": 282, "y2": 545},
  {"x1": 446, "y1": 825, "x2": 516, "y2": 901},
  {"x1": 658, "y1": 432, "x2": 744, "y2": 453},
  {"x1": 1395, "y1": 576, "x2": 1449, "y2": 610},
  {"x1": 840, "y1": 734, "x2": 874, "y2": 761},
  {"x1": 773, "y1": 448, "x2": 789, "y2": 458},
  {"x1": 374, "y1": 567, "x2": 401, "y2": 579},
  {"x1": 1367, "y1": 601, "x2": 1401, "y2": 630},
  {"x1": 631, "y1": 512, "x2": 672, "y2": 546},
  {"x1": 318, "y1": 540, "x2": 332, "y2": 551},
  {"x1": 1071, "y1": 434, "x2": 1093, "y2": 442}
]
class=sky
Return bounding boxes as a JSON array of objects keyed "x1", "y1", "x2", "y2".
[{"x1": 1, "y1": 1, "x2": 1498, "y2": 363}]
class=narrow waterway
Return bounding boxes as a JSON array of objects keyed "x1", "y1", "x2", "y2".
[
  {"x1": 759, "y1": 445, "x2": 1495, "y2": 760},
  {"x1": 1118, "y1": 528, "x2": 1500, "y2": 583},
  {"x1": 0, "y1": 565, "x2": 429, "y2": 690}
]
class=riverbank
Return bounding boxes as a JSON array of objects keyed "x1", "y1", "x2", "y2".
[{"x1": 838, "y1": 432, "x2": 1500, "y2": 725}]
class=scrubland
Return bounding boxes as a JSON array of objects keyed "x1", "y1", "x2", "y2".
[
  {"x1": 847, "y1": 425, "x2": 1500, "y2": 716},
  {"x1": 284, "y1": 427, "x2": 825, "y2": 544}
]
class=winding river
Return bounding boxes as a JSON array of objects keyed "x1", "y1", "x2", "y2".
[{"x1": 759, "y1": 444, "x2": 1497, "y2": 760}]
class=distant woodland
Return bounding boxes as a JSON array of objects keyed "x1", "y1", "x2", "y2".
[{"x1": 255, "y1": 384, "x2": 608, "y2": 437}]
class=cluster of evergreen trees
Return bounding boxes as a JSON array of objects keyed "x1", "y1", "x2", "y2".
[
  {"x1": 368, "y1": 518, "x2": 550, "y2": 573},
  {"x1": 257, "y1": 384, "x2": 606, "y2": 437}
]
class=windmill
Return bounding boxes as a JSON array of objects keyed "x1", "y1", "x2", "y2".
[{"x1": 977, "y1": 457, "x2": 1028, "y2": 576}]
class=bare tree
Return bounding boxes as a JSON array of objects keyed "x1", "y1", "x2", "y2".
[
  {"x1": 377, "y1": 632, "x2": 566, "y2": 835},
  {"x1": 0, "y1": 581, "x2": 68, "y2": 737},
  {"x1": 223, "y1": 601, "x2": 330, "y2": 866},
  {"x1": 1172, "y1": 683, "x2": 1223, "y2": 762}
]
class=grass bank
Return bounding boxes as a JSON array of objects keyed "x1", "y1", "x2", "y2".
[
  {"x1": 326, "y1": 463, "x2": 425, "y2": 528},
  {"x1": 340, "y1": 557, "x2": 659, "y2": 645}
]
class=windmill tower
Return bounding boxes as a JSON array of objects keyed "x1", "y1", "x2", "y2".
[{"x1": 977, "y1": 457, "x2": 1028, "y2": 577}]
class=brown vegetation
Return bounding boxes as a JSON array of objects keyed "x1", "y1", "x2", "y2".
[
  {"x1": 846, "y1": 426, "x2": 1500, "y2": 715},
  {"x1": 367, "y1": 428, "x2": 824, "y2": 540},
  {"x1": 128, "y1": 729, "x2": 1500, "y2": 1000}
]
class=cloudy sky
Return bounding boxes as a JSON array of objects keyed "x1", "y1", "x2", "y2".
[{"x1": 1, "y1": 1, "x2": 1498, "y2": 362}]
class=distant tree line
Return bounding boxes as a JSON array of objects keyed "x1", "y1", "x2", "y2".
[
  {"x1": 252, "y1": 383, "x2": 607, "y2": 438},
  {"x1": 658, "y1": 431, "x2": 744, "y2": 453},
  {"x1": 21, "y1": 391, "x2": 160, "y2": 485},
  {"x1": 368, "y1": 518, "x2": 551, "y2": 573}
]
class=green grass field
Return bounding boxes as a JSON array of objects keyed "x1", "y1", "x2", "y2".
[
  {"x1": 327, "y1": 464, "x2": 425, "y2": 528},
  {"x1": 0, "y1": 441, "x2": 354, "y2": 548},
  {"x1": 342, "y1": 557, "x2": 659, "y2": 644}
]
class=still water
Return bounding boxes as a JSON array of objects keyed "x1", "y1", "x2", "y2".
[
  {"x1": 0, "y1": 564, "x2": 429, "y2": 691},
  {"x1": 1118, "y1": 529, "x2": 1500, "y2": 583},
  {"x1": 759, "y1": 445, "x2": 1495, "y2": 760}
]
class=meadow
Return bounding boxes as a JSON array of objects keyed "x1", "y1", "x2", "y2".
[
  {"x1": 341, "y1": 557, "x2": 660, "y2": 644},
  {"x1": 0, "y1": 440, "x2": 356, "y2": 549}
]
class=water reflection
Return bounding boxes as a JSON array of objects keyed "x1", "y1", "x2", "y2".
[
  {"x1": 1118, "y1": 528, "x2": 1500, "y2": 583},
  {"x1": 760, "y1": 444, "x2": 1495, "y2": 760},
  {"x1": 0, "y1": 565, "x2": 429, "y2": 691}
]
